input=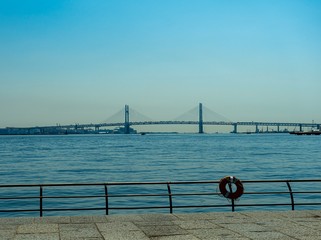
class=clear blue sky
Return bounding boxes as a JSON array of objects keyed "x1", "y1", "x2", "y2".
[{"x1": 1, "y1": 0, "x2": 321, "y2": 127}]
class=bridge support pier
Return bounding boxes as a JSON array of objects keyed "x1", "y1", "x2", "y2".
[
  {"x1": 299, "y1": 124, "x2": 303, "y2": 132},
  {"x1": 255, "y1": 124, "x2": 259, "y2": 133},
  {"x1": 198, "y1": 103, "x2": 204, "y2": 134},
  {"x1": 232, "y1": 123, "x2": 238, "y2": 134}
]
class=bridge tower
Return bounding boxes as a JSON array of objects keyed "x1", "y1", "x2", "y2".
[
  {"x1": 124, "y1": 105, "x2": 130, "y2": 134},
  {"x1": 199, "y1": 103, "x2": 204, "y2": 134}
]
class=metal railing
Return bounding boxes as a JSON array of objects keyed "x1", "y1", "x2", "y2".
[{"x1": 1, "y1": 179, "x2": 321, "y2": 217}]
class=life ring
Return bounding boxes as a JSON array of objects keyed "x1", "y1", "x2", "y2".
[{"x1": 219, "y1": 176, "x2": 244, "y2": 200}]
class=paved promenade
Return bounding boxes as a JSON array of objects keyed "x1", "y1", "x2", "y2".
[{"x1": 1, "y1": 210, "x2": 321, "y2": 239}]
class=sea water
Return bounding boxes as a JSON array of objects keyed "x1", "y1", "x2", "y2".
[{"x1": 0, "y1": 134, "x2": 321, "y2": 216}]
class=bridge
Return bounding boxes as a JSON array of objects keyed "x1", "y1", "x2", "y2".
[{"x1": 4, "y1": 103, "x2": 320, "y2": 134}]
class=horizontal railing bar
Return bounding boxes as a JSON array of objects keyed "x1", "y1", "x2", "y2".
[
  {"x1": 2, "y1": 202, "x2": 321, "y2": 214},
  {"x1": 1, "y1": 179, "x2": 321, "y2": 188},
  {"x1": 0, "y1": 181, "x2": 218, "y2": 188},
  {"x1": 43, "y1": 207, "x2": 107, "y2": 212},
  {"x1": 0, "y1": 193, "x2": 216, "y2": 200},
  {"x1": 106, "y1": 193, "x2": 220, "y2": 198},
  {"x1": 40, "y1": 207, "x2": 171, "y2": 212},
  {"x1": 0, "y1": 197, "x2": 41, "y2": 200},
  {"x1": 244, "y1": 191, "x2": 321, "y2": 195},
  {"x1": 108, "y1": 203, "x2": 321, "y2": 210},
  {"x1": 2, "y1": 191, "x2": 321, "y2": 201},
  {"x1": 0, "y1": 207, "x2": 167, "y2": 213},
  {"x1": 235, "y1": 202, "x2": 321, "y2": 207},
  {"x1": 0, "y1": 194, "x2": 318, "y2": 200},
  {"x1": 169, "y1": 204, "x2": 291, "y2": 209},
  {"x1": 0, "y1": 209, "x2": 40, "y2": 213},
  {"x1": 243, "y1": 191, "x2": 321, "y2": 195},
  {"x1": 44, "y1": 194, "x2": 171, "y2": 198},
  {"x1": 110, "y1": 205, "x2": 231, "y2": 210},
  {"x1": 0, "y1": 195, "x2": 165, "y2": 200},
  {"x1": 291, "y1": 203, "x2": 321, "y2": 206},
  {"x1": 44, "y1": 203, "x2": 321, "y2": 211},
  {"x1": 243, "y1": 179, "x2": 321, "y2": 183},
  {"x1": 2, "y1": 190, "x2": 321, "y2": 199}
]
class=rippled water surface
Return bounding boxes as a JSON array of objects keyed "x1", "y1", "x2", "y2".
[{"x1": 1, "y1": 134, "x2": 321, "y2": 216}]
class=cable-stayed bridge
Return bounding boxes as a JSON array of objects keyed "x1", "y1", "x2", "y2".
[{"x1": 9, "y1": 103, "x2": 319, "y2": 134}]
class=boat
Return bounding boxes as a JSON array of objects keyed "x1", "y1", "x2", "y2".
[{"x1": 289, "y1": 131, "x2": 321, "y2": 135}]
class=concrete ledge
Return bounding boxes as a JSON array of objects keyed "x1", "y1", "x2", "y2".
[{"x1": 1, "y1": 210, "x2": 321, "y2": 239}]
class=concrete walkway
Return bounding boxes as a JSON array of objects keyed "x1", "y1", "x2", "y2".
[{"x1": 1, "y1": 210, "x2": 321, "y2": 239}]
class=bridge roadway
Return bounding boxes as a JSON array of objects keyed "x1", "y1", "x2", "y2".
[
  {"x1": 53, "y1": 121, "x2": 319, "y2": 131},
  {"x1": 5, "y1": 121, "x2": 320, "y2": 134}
]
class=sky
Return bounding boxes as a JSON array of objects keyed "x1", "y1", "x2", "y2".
[{"x1": 1, "y1": 0, "x2": 321, "y2": 128}]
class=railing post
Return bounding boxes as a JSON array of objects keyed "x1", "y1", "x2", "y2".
[
  {"x1": 228, "y1": 182, "x2": 235, "y2": 212},
  {"x1": 40, "y1": 186, "x2": 43, "y2": 217},
  {"x1": 231, "y1": 199, "x2": 235, "y2": 212},
  {"x1": 104, "y1": 184, "x2": 109, "y2": 215},
  {"x1": 286, "y1": 181, "x2": 295, "y2": 210},
  {"x1": 167, "y1": 183, "x2": 173, "y2": 214}
]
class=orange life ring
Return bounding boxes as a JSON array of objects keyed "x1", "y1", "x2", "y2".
[{"x1": 219, "y1": 176, "x2": 244, "y2": 200}]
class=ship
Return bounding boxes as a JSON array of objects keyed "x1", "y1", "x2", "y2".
[{"x1": 289, "y1": 131, "x2": 321, "y2": 135}]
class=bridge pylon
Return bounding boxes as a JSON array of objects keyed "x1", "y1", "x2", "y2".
[
  {"x1": 124, "y1": 105, "x2": 130, "y2": 134},
  {"x1": 199, "y1": 103, "x2": 204, "y2": 134}
]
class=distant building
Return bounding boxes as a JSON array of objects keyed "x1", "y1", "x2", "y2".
[
  {"x1": 113, "y1": 127, "x2": 137, "y2": 134},
  {"x1": 0, "y1": 128, "x2": 9, "y2": 135}
]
